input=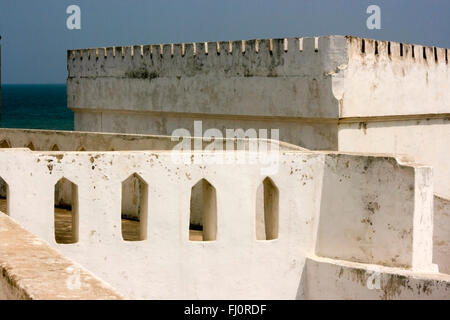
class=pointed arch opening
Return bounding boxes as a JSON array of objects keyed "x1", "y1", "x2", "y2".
[
  {"x1": 25, "y1": 142, "x2": 35, "y2": 150},
  {"x1": 121, "y1": 173, "x2": 148, "y2": 241},
  {"x1": 189, "y1": 179, "x2": 217, "y2": 241},
  {"x1": 0, "y1": 177, "x2": 10, "y2": 215},
  {"x1": 51, "y1": 144, "x2": 60, "y2": 151},
  {"x1": 54, "y1": 177, "x2": 79, "y2": 244},
  {"x1": 256, "y1": 177, "x2": 279, "y2": 240},
  {"x1": 0, "y1": 140, "x2": 11, "y2": 148}
]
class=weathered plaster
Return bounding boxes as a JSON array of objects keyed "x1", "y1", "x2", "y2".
[{"x1": 305, "y1": 255, "x2": 449, "y2": 300}]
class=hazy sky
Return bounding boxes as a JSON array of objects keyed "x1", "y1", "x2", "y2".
[{"x1": 0, "y1": 0, "x2": 449, "y2": 84}]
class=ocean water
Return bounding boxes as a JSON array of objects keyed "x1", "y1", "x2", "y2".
[{"x1": 1, "y1": 84, "x2": 73, "y2": 130}]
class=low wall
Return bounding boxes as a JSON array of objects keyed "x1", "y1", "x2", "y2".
[
  {"x1": 0, "y1": 148, "x2": 436, "y2": 298},
  {"x1": 305, "y1": 256, "x2": 449, "y2": 300},
  {"x1": 343, "y1": 37, "x2": 449, "y2": 118},
  {"x1": 0, "y1": 128, "x2": 302, "y2": 152},
  {"x1": 315, "y1": 152, "x2": 434, "y2": 270},
  {"x1": 67, "y1": 36, "x2": 449, "y2": 121},
  {"x1": 0, "y1": 211, "x2": 123, "y2": 300}
]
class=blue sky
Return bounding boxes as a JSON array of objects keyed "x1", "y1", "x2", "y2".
[{"x1": 0, "y1": 0, "x2": 449, "y2": 84}]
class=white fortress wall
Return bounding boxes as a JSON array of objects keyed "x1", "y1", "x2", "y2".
[
  {"x1": 315, "y1": 153, "x2": 434, "y2": 271},
  {"x1": 0, "y1": 128, "x2": 300, "y2": 220},
  {"x1": 338, "y1": 119, "x2": 450, "y2": 271},
  {"x1": 67, "y1": 36, "x2": 450, "y2": 202},
  {"x1": 74, "y1": 113, "x2": 338, "y2": 151},
  {"x1": 67, "y1": 36, "x2": 349, "y2": 150},
  {"x1": 338, "y1": 37, "x2": 450, "y2": 199},
  {"x1": 434, "y1": 194, "x2": 450, "y2": 275},
  {"x1": 67, "y1": 37, "x2": 346, "y2": 117},
  {"x1": 0, "y1": 128, "x2": 301, "y2": 152},
  {"x1": 0, "y1": 149, "x2": 323, "y2": 299},
  {"x1": 342, "y1": 37, "x2": 449, "y2": 117},
  {"x1": 338, "y1": 119, "x2": 450, "y2": 198},
  {"x1": 0, "y1": 148, "x2": 440, "y2": 298}
]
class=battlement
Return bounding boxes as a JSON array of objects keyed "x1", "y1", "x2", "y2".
[
  {"x1": 67, "y1": 36, "x2": 344, "y2": 79},
  {"x1": 67, "y1": 36, "x2": 449, "y2": 78},
  {"x1": 67, "y1": 35, "x2": 450, "y2": 122},
  {"x1": 348, "y1": 36, "x2": 448, "y2": 64}
]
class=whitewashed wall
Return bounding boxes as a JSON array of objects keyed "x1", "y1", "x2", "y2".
[
  {"x1": 0, "y1": 128, "x2": 301, "y2": 219},
  {"x1": 0, "y1": 148, "x2": 438, "y2": 299}
]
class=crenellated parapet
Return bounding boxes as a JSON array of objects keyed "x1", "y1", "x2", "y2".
[
  {"x1": 347, "y1": 36, "x2": 448, "y2": 65},
  {"x1": 67, "y1": 36, "x2": 351, "y2": 124},
  {"x1": 341, "y1": 36, "x2": 450, "y2": 117},
  {"x1": 67, "y1": 36, "x2": 449, "y2": 79},
  {"x1": 67, "y1": 36, "x2": 346, "y2": 79}
]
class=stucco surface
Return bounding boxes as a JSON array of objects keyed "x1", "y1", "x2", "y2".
[
  {"x1": 67, "y1": 36, "x2": 347, "y2": 118},
  {"x1": 338, "y1": 118, "x2": 450, "y2": 198},
  {"x1": 305, "y1": 255, "x2": 449, "y2": 300}
]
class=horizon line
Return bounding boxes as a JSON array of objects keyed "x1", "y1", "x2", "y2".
[{"x1": 1, "y1": 83, "x2": 66, "y2": 85}]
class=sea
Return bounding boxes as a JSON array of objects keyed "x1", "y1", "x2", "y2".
[{"x1": 0, "y1": 84, "x2": 73, "y2": 130}]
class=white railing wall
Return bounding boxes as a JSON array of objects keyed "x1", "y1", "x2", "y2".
[{"x1": 0, "y1": 149, "x2": 435, "y2": 298}]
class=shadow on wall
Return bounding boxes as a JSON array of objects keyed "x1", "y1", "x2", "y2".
[
  {"x1": 54, "y1": 177, "x2": 78, "y2": 244},
  {"x1": 0, "y1": 177, "x2": 9, "y2": 215},
  {"x1": 295, "y1": 263, "x2": 307, "y2": 299},
  {"x1": 255, "y1": 177, "x2": 279, "y2": 241},
  {"x1": 121, "y1": 173, "x2": 148, "y2": 241}
]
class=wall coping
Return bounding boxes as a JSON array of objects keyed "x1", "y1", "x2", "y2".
[{"x1": 0, "y1": 212, "x2": 124, "y2": 300}]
